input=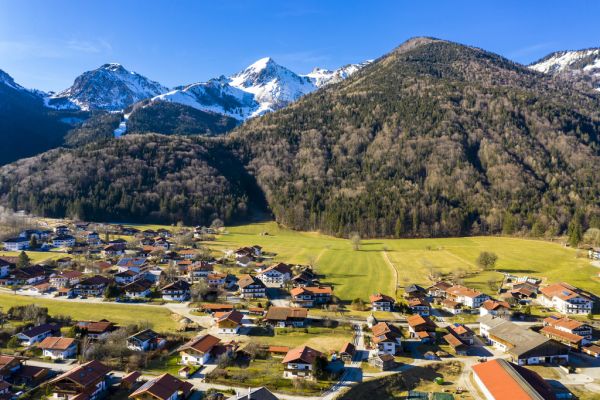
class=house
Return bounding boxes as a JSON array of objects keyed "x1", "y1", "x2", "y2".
[
  {"x1": 257, "y1": 263, "x2": 292, "y2": 286},
  {"x1": 480, "y1": 299, "x2": 512, "y2": 318},
  {"x1": 445, "y1": 285, "x2": 490, "y2": 308},
  {"x1": 102, "y1": 244, "x2": 125, "y2": 257},
  {"x1": 214, "y1": 310, "x2": 244, "y2": 334},
  {"x1": 52, "y1": 235, "x2": 76, "y2": 248},
  {"x1": 238, "y1": 274, "x2": 267, "y2": 298},
  {"x1": 54, "y1": 225, "x2": 70, "y2": 235},
  {"x1": 0, "y1": 355, "x2": 22, "y2": 380},
  {"x1": 127, "y1": 329, "x2": 166, "y2": 352},
  {"x1": 427, "y1": 281, "x2": 452, "y2": 298},
  {"x1": 339, "y1": 342, "x2": 356, "y2": 362},
  {"x1": 75, "y1": 275, "x2": 112, "y2": 297},
  {"x1": 85, "y1": 261, "x2": 113, "y2": 275},
  {"x1": 114, "y1": 270, "x2": 141, "y2": 285},
  {"x1": 264, "y1": 307, "x2": 308, "y2": 328},
  {"x1": 56, "y1": 257, "x2": 74, "y2": 268},
  {"x1": 368, "y1": 353, "x2": 396, "y2": 371},
  {"x1": 129, "y1": 373, "x2": 193, "y2": 400},
  {"x1": 46, "y1": 360, "x2": 111, "y2": 400},
  {"x1": 83, "y1": 232, "x2": 101, "y2": 245},
  {"x1": 540, "y1": 326, "x2": 583, "y2": 350},
  {"x1": 291, "y1": 270, "x2": 318, "y2": 287},
  {"x1": 16, "y1": 323, "x2": 60, "y2": 346},
  {"x1": 201, "y1": 303, "x2": 234, "y2": 314},
  {"x1": 161, "y1": 280, "x2": 191, "y2": 301},
  {"x1": 120, "y1": 371, "x2": 142, "y2": 390},
  {"x1": 443, "y1": 333, "x2": 469, "y2": 355},
  {"x1": 543, "y1": 316, "x2": 592, "y2": 343},
  {"x1": 281, "y1": 346, "x2": 322, "y2": 380},
  {"x1": 290, "y1": 286, "x2": 332, "y2": 307},
  {"x1": 2, "y1": 237, "x2": 29, "y2": 251},
  {"x1": 206, "y1": 273, "x2": 227, "y2": 288},
  {"x1": 582, "y1": 344, "x2": 600, "y2": 358},
  {"x1": 404, "y1": 284, "x2": 427, "y2": 298},
  {"x1": 479, "y1": 315, "x2": 569, "y2": 365},
  {"x1": 447, "y1": 323, "x2": 474, "y2": 344},
  {"x1": 369, "y1": 293, "x2": 395, "y2": 312},
  {"x1": 472, "y1": 359, "x2": 557, "y2": 400},
  {"x1": 441, "y1": 299, "x2": 463, "y2": 315},
  {"x1": 77, "y1": 320, "x2": 117, "y2": 340},
  {"x1": 123, "y1": 279, "x2": 153, "y2": 299},
  {"x1": 186, "y1": 262, "x2": 214, "y2": 281},
  {"x1": 37, "y1": 337, "x2": 78, "y2": 360},
  {"x1": 407, "y1": 297, "x2": 430, "y2": 316},
  {"x1": 371, "y1": 322, "x2": 402, "y2": 355},
  {"x1": 539, "y1": 282, "x2": 593, "y2": 315},
  {"x1": 116, "y1": 257, "x2": 147, "y2": 273},
  {"x1": 156, "y1": 228, "x2": 173, "y2": 238},
  {"x1": 179, "y1": 334, "x2": 221, "y2": 366},
  {"x1": 227, "y1": 387, "x2": 279, "y2": 400},
  {"x1": 406, "y1": 315, "x2": 436, "y2": 342},
  {"x1": 49, "y1": 270, "x2": 82, "y2": 288},
  {"x1": 153, "y1": 237, "x2": 171, "y2": 251}
]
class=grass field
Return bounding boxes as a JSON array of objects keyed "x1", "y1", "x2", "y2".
[
  {"x1": 252, "y1": 326, "x2": 353, "y2": 353},
  {"x1": 0, "y1": 250, "x2": 69, "y2": 263},
  {"x1": 0, "y1": 293, "x2": 178, "y2": 332},
  {"x1": 211, "y1": 222, "x2": 600, "y2": 301}
]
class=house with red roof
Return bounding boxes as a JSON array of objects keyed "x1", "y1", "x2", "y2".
[
  {"x1": 539, "y1": 282, "x2": 593, "y2": 315},
  {"x1": 369, "y1": 293, "x2": 395, "y2": 312},
  {"x1": 281, "y1": 346, "x2": 322, "y2": 380}
]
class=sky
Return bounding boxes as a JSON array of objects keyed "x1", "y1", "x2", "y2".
[{"x1": 1, "y1": 0, "x2": 599, "y2": 92}]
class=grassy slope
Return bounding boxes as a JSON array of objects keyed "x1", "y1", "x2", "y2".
[
  {"x1": 0, "y1": 293, "x2": 177, "y2": 332},
  {"x1": 214, "y1": 222, "x2": 599, "y2": 300}
]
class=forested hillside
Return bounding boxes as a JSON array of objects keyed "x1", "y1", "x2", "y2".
[
  {"x1": 0, "y1": 134, "x2": 267, "y2": 225},
  {"x1": 229, "y1": 37, "x2": 600, "y2": 237}
]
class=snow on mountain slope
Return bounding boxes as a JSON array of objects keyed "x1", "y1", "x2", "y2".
[
  {"x1": 228, "y1": 57, "x2": 317, "y2": 114},
  {"x1": 48, "y1": 63, "x2": 168, "y2": 111},
  {"x1": 0, "y1": 69, "x2": 27, "y2": 92},
  {"x1": 304, "y1": 60, "x2": 372, "y2": 87},
  {"x1": 530, "y1": 48, "x2": 600, "y2": 91},
  {"x1": 151, "y1": 57, "x2": 369, "y2": 120},
  {"x1": 153, "y1": 77, "x2": 259, "y2": 120}
]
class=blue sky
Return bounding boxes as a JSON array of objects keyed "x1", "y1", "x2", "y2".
[{"x1": 1, "y1": 0, "x2": 599, "y2": 92}]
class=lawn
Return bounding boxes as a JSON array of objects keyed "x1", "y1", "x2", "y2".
[
  {"x1": 252, "y1": 326, "x2": 354, "y2": 353},
  {"x1": 207, "y1": 222, "x2": 600, "y2": 300},
  {"x1": 0, "y1": 250, "x2": 69, "y2": 264},
  {"x1": 0, "y1": 293, "x2": 178, "y2": 332}
]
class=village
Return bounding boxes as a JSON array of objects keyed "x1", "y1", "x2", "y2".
[{"x1": 0, "y1": 221, "x2": 599, "y2": 400}]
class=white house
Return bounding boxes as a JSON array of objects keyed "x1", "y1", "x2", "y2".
[
  {"x1": 179, "y1": 334, "x2": 221, "y2": 366},
  {"x1": 123, "y1": 279, "x2": 153, "y2": 299},
  {"x1": 282, "y1": 346, "x2": 322, "y2": 380},
  {"x1": 446, "y1": 285, "x2": 490, "y2": 308},
  {"x1": 38, "y1": 337, "x2": 78, "y2": 360},
  {"x1": 3, "y1": 237, "x2": 29, "y2": 251},
  {"x1": 369, "y1": 293, "x2": 395, "y2": 312},
  {"x1": 16, "y1": 323, "x2": 60, "y2": 346},
  {"x1": 257, "y1": 263, "x2": 292, "y2": 286},
  {"x1": 371, "y1": 322, "x2": 402, "y2": 355},
  {"x1": 215, "y1": 310, "x2": 244, "y2": 334},
  {"x1": 127, "y1": 329, "x2": 166, "y2": 352},
  {"x1": 52, "y1": 235, "x2": 76, "y2": 248},
  {"x1": 479, "y1": 299, "x2": 511, "y2": 318},
  {"x1": 161, "y1": 280, "x2": 191, "y2": 301},
  {"x1": 539, "y1": 282, "x2": 593, "y2": 315}
]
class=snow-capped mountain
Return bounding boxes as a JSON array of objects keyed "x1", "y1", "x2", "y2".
[
  {"x1": 304, "y1": 60, "x2": 372, "y2": 87},
  {"x1": 153, "y1": 76, "x2": 260, "y2": 120},
  {"x1": 0, "y1": 69, "x2": 27, "y2": 92},
  {"x1": 152, "y1": 57, "x2": 369, "y2": 120},
  {"x1": 530, "y1": 48, "x2": 600, "y2": 91},
  {"x1": 48, "y1": 63, "x2": 168, "y2": 111}
]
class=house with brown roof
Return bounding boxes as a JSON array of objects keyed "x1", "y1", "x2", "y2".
[
  {"x1": 75, "y1": 275, "x2": 112, "y2": 297},
  {"x1": 290, "y1": 286, "x2": 332, "y2": 308},
  {"x1": 368, "y1": 353, "x2": 396, "y2": 371},
  {"x1": 370, "y1": 322, "x2": 402, "y2": 355},
  {"x1": 161, "y1": 280, "x2": 191, "y2": 301},
  {"x1": 129, "y1": 373, "x2": 193, "y2": 400},
  {"x1": 543, "y1": 316, "x2": 592, "y2": 344},
  {"x1": 257, "y1": 263, "x2": 292, "y2": 286},
  {"x1": 339, "y1": 342, "x2": 356, "y2": 362},
  {"x1": 407, "y1": 297, "x2": 430, "y2": 316},
  {"x1": 445, "y1": 285, "x2": 490, "y2": 308},
  {"x1": 123, "y1": 279, "x2": 153, "y2": 299},
  {"x1": 369, "y1": 293, "x2": 395, "y2": 312},
  {"x1": 441, "y1": 298, "x2": 463, "y2": 315},
  {"x1": 540, "y1": 326, "x2": 583, "y2": 350},
  {"x1": 201, "y1": 303, "x2": 234, "y2": 314},
  {"x1": 264, "y1": 307, "x2": 308, "y2": 328},
  {"x1": 447, "y1": 323, "x2": 474, "y2": 345},
  {"x1": 479, "y1": 299, "x2": 512, "y2": 318},
  {"x1": 214, "y1": 310, "x2": 244, "y2": 334},
  {"x1": 37, "y1": 337, "x2": 78, "y2": 360},
  {"x1": 47, "y1": 360, "x2": 111, "y2": 400},
  {"x1": 179, "y1": 334, "x2": 221, "y2": 366},
  {"x1": 0, "y1": 355, "x2": 22, "y2": 380},
  {"x1": 76, "y1": 320, "x2": 117, "y2": 340},
  {"x1": 406, "y1": 315, "x2": 437, "y2": 342},
  {"x1": 281, "y1": 346, "x2": 322, "y2": 380},
  {"x1": 238, "y1": 274, "x2": 266, "y2": 298},
  {"x1": 127, "y1": 329, "x2": 166, "y2": 352},
  {"x1": 472, "y1": 359, "x2": 556, "y2": 400},
  {"x1": 49, "y1": 270, "x2": 82, "y2": 288},
  {"x1": 539, "y1": 282, "x2": 593, "y2": 315}
]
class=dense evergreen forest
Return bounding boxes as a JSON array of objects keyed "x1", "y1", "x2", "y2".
[{"x1": 1, "y1": 38, "x2": 599, "y2": 238}]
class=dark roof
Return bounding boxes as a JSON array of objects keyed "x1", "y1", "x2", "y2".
[
  {"x1": 161, "y1": 280, "x2": 190, "y2": 291},
  {"x1": 227, "y1": 387, "x2": 279, "y2": 400},
  {"x1": 49, "y1": 360, "x2": 110, "y2": 388},
  {"x1": 128, "y1": 329, "x2": 159, "y2": 343},
  {"x1": 123, "y1": 279, "x2": 153, "y2": 292},
  {"x1": 79, "y1": 275, "x2": 111, "y2": 286},
  {"x1": 129, "y1": 373, "x2": 192, "y2": 400},
  {"x1": 19, "y1": 323, "x2": 60, "y2": 338}
]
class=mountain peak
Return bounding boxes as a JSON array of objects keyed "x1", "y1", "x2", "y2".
[
  {"x1": 99, "y1": 63, "x2": 127, "y2": 73},
  {"x1": 0, "y1": 69, "x2": 24, "y2": 91}
]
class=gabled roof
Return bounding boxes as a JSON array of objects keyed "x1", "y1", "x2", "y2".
[
  {"x1": 481, "y1": 299, "x2": 511, "y2": 311},
  {"x1": 238, "y1": 274, "x2": 265, "y2": 289},
  {"x1": 282, "y1": 346, "x2": 322, "y2": 364},
  {"x1": 128, "y1": 329, "x2": 160, "y2": 343},
  {"x1": 19, "y1": 323, "x2": 60, "y2": 339},
  {"x1": 540, "y1": 282, "x2": 590, "y2": 301},
  {"x1": 78, "y1": 275, "x2": 111, "y2": 286},
  {"x1": 407, "y1": 314, "x2": 436, "y2": 329},
  {"x1": 180, "y1": 334, "x2": 221, "y2": 355},
  {"x1": 129, "y1": 373, "x2": 193, "y2": 400},
  {"x1": 369, "y1": 293, "x2": 395, "y2": 303},
  {"x1": 49, "y1": 360, "x2": 111, "y2": 388},
  {"x1": 472, "y1": 359, "x2": 556, "y2": 400},
  {"x1": 264, "y1": 307, "x2": 308, "y2": 321},
  {"x1": 227, "y1": 387, "x2": 279, "y2": 400},
  {"x1": 116, "y1": 257, "x2": 147, "y2": 268},
  {"x1": 290, "y1": 286, "x2": 333, "y2": 296},
  {"x1": 123, "y1": 279, "x2": 153, "y2": 293},
  {"x1": 161, "y1": 280, "x2": 190, "y2": 292},
  {"x1": 371, "y1": 322, "x2": 402, "y2": 344},
  {"x1": 260, "y1": 263, "x2": 292, "y2": 276},
  {"x1": 540, "y1": 326, "x2": 583, "y2": 345},
  {"x1": 77, "y1": 320, "x2": 115, "y2": 334},
  {"x1": 543, "y1": 316, "x2": 586, "y2": 331},
  {"x1": 446, "y1": 285, "x2": 485, "y2": 299},
  {"x1": 38, "y1": 337, "x2": 77, "y2": 351},
  {"x1": 215, "y1": 310, "x2": 244, "y2": 326}
]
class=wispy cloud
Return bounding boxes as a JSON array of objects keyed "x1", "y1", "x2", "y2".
[{"x1": 0, "y1": 38, "x2": 112, "y2": 60}]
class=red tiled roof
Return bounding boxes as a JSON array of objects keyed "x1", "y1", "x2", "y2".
[
  {"x1": 282, "y1": 346, "x2": 322, "y2": 364},
  {"x1": 38, "y1": 337, "x2": 77, "y2": 351}
]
